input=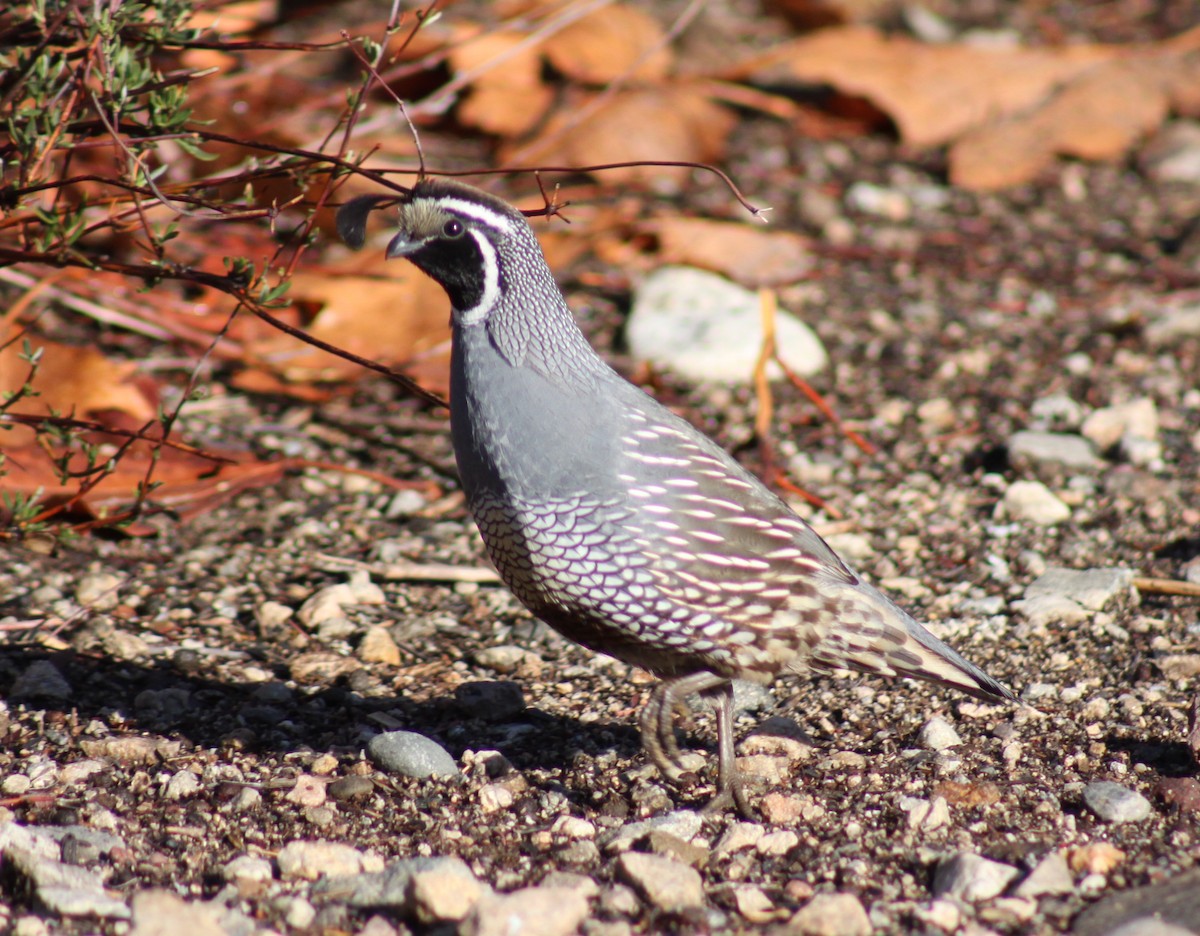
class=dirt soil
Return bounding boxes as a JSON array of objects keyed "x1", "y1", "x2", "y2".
[{"x1": 2, "y1": 2, "x2": 1200, "y2": 935}]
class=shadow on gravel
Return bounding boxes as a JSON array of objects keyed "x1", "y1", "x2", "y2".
[
  {"x1": 1105, "y1": 733, "x2": 1197, "y2": 778},
  {"x1": 0, "y1": 645, "x2": 642, "y2": 774}
]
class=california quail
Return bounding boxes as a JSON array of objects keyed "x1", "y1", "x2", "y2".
[{"x1": 343, "y1": 178, "x2": 1016, "y2": 815}]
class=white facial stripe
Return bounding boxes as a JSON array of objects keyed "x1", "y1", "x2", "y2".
[
  {"x1": 457, "y1": 229, "x2": 500, "y2": 325},
  {"x1": 438, "y1": 197, "x2": 516, "y2": 236}
]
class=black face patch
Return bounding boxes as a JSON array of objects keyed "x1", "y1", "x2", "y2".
[{"x1": 407, "y1": 233, "x2": 487, "y2": 312}]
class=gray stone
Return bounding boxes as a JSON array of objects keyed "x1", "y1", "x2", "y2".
[
  {"x1": 1011, "y1": 594, "x2": 1090, "y2": 628},
  {"x1": 328, "y1": 776, "x2": 375, "y2": 801},
  {"x1": 599, "y1": 810, "x2": 704, "y2": 853},
  {"x1": 367, "y1": 731, "x2": 458, "y2": 779},
  {"x1": 1142, "y1": 121, "x2": 1200, "y2": 183},
  {"x1": 315, "y1": 857, "x2": 446, "y2": 907},
  {"x1": 6, "y1": 845, "x2": 130, "y2": 919},
  {"x1": 1145, "y1": 301, "x2": 1200, "y2": 347},
  {"x1": 628, "y1": 267, "x2": 827, "y2": 384},
  {"x1": 1008, "y1": 431, "x2": 1097, "y2": 469},
  {"x1": 1107, "y1": 921, "x2": 1200, "y2": 936},
  {"x1": 932, "y1": 852, "x2": 1019, "y2": 901},
  {"x1": 1083, "y1": 781, "x2": 1153, "y2": 823},
  {"x1": 10, "y1": 660, "x2": 72, "y2": 702},
  {"x1": 617, "y1": 852, "x2": 704, "y2": 912},
  {"x1": 1073, "y1": 867, "x2": 1200, "y2": 936},
  {"x1": 1024, "y1": 567, "x2": 1135, "y2": 611}
]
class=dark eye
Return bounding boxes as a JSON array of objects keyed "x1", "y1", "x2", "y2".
[{"x1": 442, "y1": 219, "x2": 464, "y2": 238}]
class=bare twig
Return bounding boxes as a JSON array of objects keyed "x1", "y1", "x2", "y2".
[{"x1": 1133, "y1": 577, "x2": 1200, "y2": 598}]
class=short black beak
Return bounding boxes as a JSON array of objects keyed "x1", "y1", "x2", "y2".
[{"x1": 386, "y1": 232, "x2": 423, "y2": 259}]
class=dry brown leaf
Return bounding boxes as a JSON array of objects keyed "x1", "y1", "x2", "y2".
[
  {"x1": 0, "y1": 443, "x2": 296, "y2": 528},
  {"x1": 185, "y1": 0, "x2": 277, "y2": 33},
  {"x1": 950, "y1": 57, "x2": 1172, "y2": 190},
  {"x1": 732, "y1": 26, "x2": 1200, "y2": 189},
  {"x1": 0, "y1": 326, "x2": 158, "y2": 449},
  {"x1": 245, "y1": 268, "x2": 450, "y2": 386},
  {"x1": 651, "y1": 218, "x2": 813, "y2": 287},
  {"x1": 733, "y1": 26, "x2": 1116, "y2": 148},
  {"x1": 449, "y1": 30, "x2": 555, "y2": 136},
  {"x1": 506, "y1": 85, "x2": 735, "y2": 187},
  {"x1": 544, "y1": 4, "x2": 673, "y2": 84}
]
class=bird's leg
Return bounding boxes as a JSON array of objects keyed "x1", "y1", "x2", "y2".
[
  {"x1": 638, "y1": 672, "x2": 734, "y2": 784},
  {"x1": 640, "y1": 680, "x2": 690, "y2": 780},
  {"x1": 700, "y1": 682, "x2": 754, "y2": 819}
]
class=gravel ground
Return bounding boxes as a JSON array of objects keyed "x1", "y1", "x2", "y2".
[{"x1": 3, "y1": 18, "x2": 1200, "y2": 936}]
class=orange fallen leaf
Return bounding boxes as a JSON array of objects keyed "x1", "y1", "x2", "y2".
[
  {"x1": 240, "y1": 268, "x2": 450, "y2": 388},
  {"x1": 733, "y1": 25, "x2": 1200, "y2": 190},
  {"x1": 651, "y1": 217, "x2": 813, "y2": 287},
  {"x1": 0, "y1": 326, "x2": 159, "y2": 449},
  {"x1": 450, "y1": 29, "x2": 555, "y2": 136},
  {"x1": 505, "y1": 85, "x2": 735, "y2": 187},
  {"x1": 950, "y1": 57, "x2": 1172, "y2": 190},
  {"x1": 543, "y1": 3, "x2": 673, "y2": 85},
  {"x1": 733, "y1": 25, "x2": 1116, "y2": 149}
]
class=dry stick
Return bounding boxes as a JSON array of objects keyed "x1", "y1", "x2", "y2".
[
  {"x1": 773, "y1": 356, "x2": 878, "y2": 458},
  {"x1": 1133, "y1": 577, "x2": 1200, "y2": 599},
  {"x1": 754, "y1": 289, "x2": 841, "y2": 517}
]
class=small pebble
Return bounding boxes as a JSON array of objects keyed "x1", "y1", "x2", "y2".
[
  {"x1": 933, "y1": 852, "x2": 1019, "y2": 901},
  {"x1": 277, "y1": 840, "x2": 369, "y2": 880},
  {"x1": 407, "y1": 857, "x2": 488, "y2": 924},
  {"x1": 918, "y1": 716, "x2": 962, "y2": 751},
  {"x1": 788, "y1": 892, "x2": 872, "y2": 936},
  {"x1": 463, "y1": 886, "x2": 589, "y2": 936},
  {"x1": 1000, "y1": 480, "x2": 1071, "y2": 525},
  {"x1": 1083, "y1": 781, "x2": 1152, "y2": 823},
  {"x1": 616, "y1": 852, "x2": 704, "y2": 912},
  {"x1": 368, "y1": 731, "x2": 458, "y2": 779}
]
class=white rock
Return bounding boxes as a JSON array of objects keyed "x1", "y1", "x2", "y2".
[
  {"x1": 164, "y1": 771, "x2": 200, "y2": 800},
  {"x1": 933, "y1": 852, "x2": 1019, "y2": 901},
  {"x1": 222, "y1": 855, "x2": 273, "y2": 884},
  {"x1": 75, "y1": 572, "x2": 123, "y2": 610},
  {"x1": 462, "y1": 886, "x2": 589, "y2": 936},
  {"x1": 277, "y1": 840, "x2": 368, "y2": 880},
  {"x1": 789, "y1": 892, "x2": 872, "y2": 936},
  {"x1": 1007, "y1": 430, "x2": 1097, "y2": 469},
  {"x1": 627, "y1": 267, "x2": 827, "y2": 384},
  {"x1": 1081, "y1": 398, "x2": 1158, "y2": 450},
  {"x1": 918, "y1": 716, "x2": 962, "y2": 751},
  {"x1": 1001, "y1": 481, "x2": 1071, "y2": 525},
  {"x1": 1023, "y1": 567, "x2": 1135, "y2": 610},
  {"x1": 1015, "y1": 851, "x2": 1074, "y2": 897},
  {"x1": 407, "y1": 857, "x2": 487, "y2": 923}
]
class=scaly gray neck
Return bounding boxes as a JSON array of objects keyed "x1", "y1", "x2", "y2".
[{"x1": 480, "y1": 231, "x2": 611, "y2": 394}]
